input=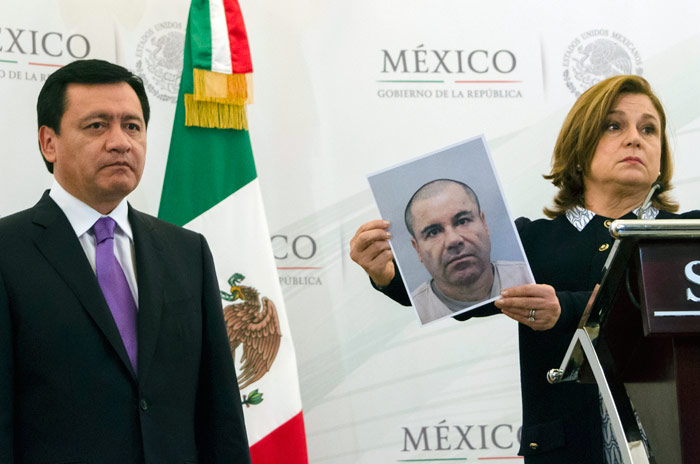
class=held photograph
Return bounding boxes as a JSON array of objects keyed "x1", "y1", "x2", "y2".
[{"x1": 368, "y1": 135, "x2": 534, "y2": 325}]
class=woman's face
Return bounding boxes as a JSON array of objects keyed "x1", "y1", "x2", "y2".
[{"x1": 585, "y1": 93, "x2": 662, "y2": 198}]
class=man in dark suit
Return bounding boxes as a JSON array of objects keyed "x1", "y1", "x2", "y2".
[{"x1": 0, "y1": 59, "x2": 251, "y2": 463}]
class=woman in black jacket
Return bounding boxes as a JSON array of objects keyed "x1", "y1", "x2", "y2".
[{"x1": 349, "y1": 74, "x2": 700, "y2": 463}]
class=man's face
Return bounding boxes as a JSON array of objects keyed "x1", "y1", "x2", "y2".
[
  {"x1": 40, "y1": 82, "x2": 146, "y2": 213},
  {"x1": 410, "y1": 183, "x2": 491, "y2": 293}
]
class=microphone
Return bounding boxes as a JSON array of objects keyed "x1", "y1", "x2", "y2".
[{"x1": 637, "y1": 182, "x2": 662, "y2": 219}]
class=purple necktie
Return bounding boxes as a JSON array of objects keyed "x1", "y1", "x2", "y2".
[{"x1": 93, "y1": 216, "x2": 138, "y2": 373}]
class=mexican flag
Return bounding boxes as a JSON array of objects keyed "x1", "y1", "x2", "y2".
[{"x1": 158, "y1": 0, "x2": 308, "y2": 461}]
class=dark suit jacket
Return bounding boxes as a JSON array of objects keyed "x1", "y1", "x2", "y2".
[{"x1": 0, "y1": 192, "x2": 251, "y2": 464}]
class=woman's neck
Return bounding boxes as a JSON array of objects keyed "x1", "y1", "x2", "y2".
[{"x1": 584, "y1": 185, "x2": 650, "y2": 218}]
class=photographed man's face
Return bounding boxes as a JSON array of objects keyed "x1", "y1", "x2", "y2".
[{"x1": 410, "y1": 183, "x2": 491, "y2": 294}]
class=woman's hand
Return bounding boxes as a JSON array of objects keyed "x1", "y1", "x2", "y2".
[
  {"x1": 494, "y1": 284, "x2": 561, "y2": 330},
  {"x1": 349, "y1": 220, "x2": 395, "y2": 287}
]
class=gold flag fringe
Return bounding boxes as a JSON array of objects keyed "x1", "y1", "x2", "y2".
[
  {"x1": 192, "y1": 68, "x2": 253, "y2": 105},
  {"x1": 185, "y1": 69, "x2": 253, "y2": 129},
  {"x1": 184, "y1": 94, "x2": 248, "y2": 130}
]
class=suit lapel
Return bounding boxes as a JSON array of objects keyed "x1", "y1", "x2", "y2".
[
  {"x1": 31, "y1": 192, "x2": 137, "y2": 380},
  {"x1": 129, "y1": 207, "x2": 164, "y2": 382}
]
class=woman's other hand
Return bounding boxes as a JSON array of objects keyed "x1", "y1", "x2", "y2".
[{"x1": 495, "y1": 284, "x2": 561, "y2": 330}]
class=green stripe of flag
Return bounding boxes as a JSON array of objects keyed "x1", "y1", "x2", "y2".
[
  {"x1": 158, "y1": 17, "x2": 257, "y2": 227},
  {"x1": 189, "y1": 0, "x2": 214, "y2": 70}
]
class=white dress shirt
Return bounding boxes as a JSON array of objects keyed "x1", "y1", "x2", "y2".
[{"x1": 49, "y1": 180, "x2": 139, "y2": 306}]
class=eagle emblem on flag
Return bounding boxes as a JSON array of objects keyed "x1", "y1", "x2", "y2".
[{"x1": 220, "y1": 273, "x2": 282, "y2": 391}]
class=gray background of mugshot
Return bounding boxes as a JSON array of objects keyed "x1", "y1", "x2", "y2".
[{"x1": 368, "y1": 135, "x2": 531, "y2": 293}]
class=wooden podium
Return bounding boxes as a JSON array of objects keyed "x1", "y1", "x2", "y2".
[{"x1": 548, "y1": 219, "x2": 700, "y2": 464}]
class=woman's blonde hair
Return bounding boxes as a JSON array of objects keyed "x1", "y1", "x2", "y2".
[{"x1": 543, "y1": 75, "x2": 677, "y2": 218}]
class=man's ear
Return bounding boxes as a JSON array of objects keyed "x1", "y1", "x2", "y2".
[
  {"x1": 481, "y1": 211, "x2": 490, "y2": 236},
  {"x1": 411, "y1": 237, "x2": 423, "y2": 263},
  {"x1": 38, "y1": 126, "x2": 57, "y2": 164}
]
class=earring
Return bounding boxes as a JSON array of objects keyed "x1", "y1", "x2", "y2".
[{"x1": 576, "y1": 164, "x2": 582, "y2": 172}]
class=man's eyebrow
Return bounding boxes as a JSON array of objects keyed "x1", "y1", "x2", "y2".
[
  {"x1": 78, "y1": 112, "x2": 144, "y2": 124},
  {"x1": 78, "y1": 112, "x2": 111, "y2": 123},
  {"x1": 454, "y1": 210, "x2": 474, "y2": 219},
  {"x1": 420, "y1": 223, "x2": 442, "y2": 237},
  {"x1": 122, "y1": 113, "x2": 145, "y2": 122}
]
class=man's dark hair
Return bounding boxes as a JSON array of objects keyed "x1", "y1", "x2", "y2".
[
  {"x1": 404, "y1": 179, "x2": 481, "y2": 237},
  {"x1": 37, "y1": 59, "x2": 150, "y2": 173}
]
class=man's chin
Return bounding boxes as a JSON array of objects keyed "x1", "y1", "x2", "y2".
[
  {"x1": 446, "y1": 255, "x2": 481, "y2": 271},
  {"x1": 447, "y1": 262, "x2": 492, "y2": 283},
  {"x1": 441, "y1": 272, "x2": 480, "y2": 288},
  {"x1": 93, "y1": 181, "x2": 139, "y2": 203},
  {"x1": 101, "y1": 176, "x2": 140, "y2": 193}
]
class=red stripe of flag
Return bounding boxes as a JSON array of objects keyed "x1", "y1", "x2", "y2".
[
  {"x1": 222, "y1": 0, "x2": 253, "y2": 73},
  {"x1": 250, "y1": 411, "x2": 309, "y2": 463}
]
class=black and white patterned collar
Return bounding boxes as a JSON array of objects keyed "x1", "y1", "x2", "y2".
[{"x1": 565, "y1": 204, "x2": 660, "y2": 232}]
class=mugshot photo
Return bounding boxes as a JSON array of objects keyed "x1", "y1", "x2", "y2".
[{"x1": 368, "y1": 135, "x2": 534, "y2": 325}]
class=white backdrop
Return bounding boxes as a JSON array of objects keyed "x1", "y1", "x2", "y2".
[{"x1": 3, "y1": 1, "x2": 700, "y2": 462}]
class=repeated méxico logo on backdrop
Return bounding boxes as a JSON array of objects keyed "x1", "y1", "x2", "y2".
[
  {"x1": 0, "y1": 25, "x2": 90, "y2": 82},
  {"x1": 563, "y1": 29, "x2": 643, "y2": 96},
  {"x1": 376, "y1": 31, "x2": 643, "y2": 101},
  {"x1": 273, "y1": 234, "x2": 322, "y2": 287},
  {"x1": 377, "y1": 44, "x2": 523, "y2": 100},
  {"x1": 134, "y1": 21, "x2": 184, "y2": 104}
]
